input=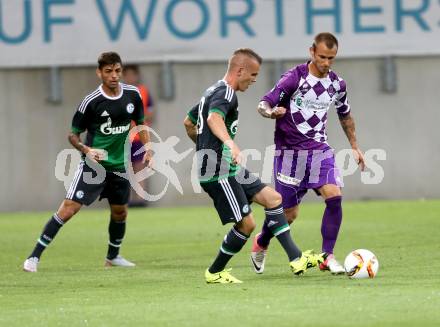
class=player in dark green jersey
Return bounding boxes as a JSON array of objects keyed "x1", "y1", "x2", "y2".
[
  {"x1": 23, "y1": 52, "x2": 152, "y2": 272},
  {"x1": 184, "y1": 49, "x2": 326, "y2": 283}
]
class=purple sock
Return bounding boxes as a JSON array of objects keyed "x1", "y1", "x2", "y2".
[
  {"x1": 321, "y1": 196, "x2": 343, "y2": 254},
  {"x1": 257, "y1": 220, "x2": 272, "y2": 248}
]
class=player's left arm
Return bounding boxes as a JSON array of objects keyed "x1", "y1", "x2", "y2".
[
  {"x1": 339, "y1": 113, "x2": 365, "y2": 171},
  {"x1": 133, "y1": 91, "x2": 152, "y2": 166},
  {"x1": 207, "y1": 112, "x2": 242, "y2": 165},
  {"x1": 336, "y1": 79, "x2": 365, "y2": 171},
  {"x1": 144, "y1": 93, "x2": 154, "y2": 123},
  {"x1": 137, "y1": 123, "x2": 152, "y2": 166},
  {"x1": 208, "y1": 89, "x2": 241, "y2": 164}
]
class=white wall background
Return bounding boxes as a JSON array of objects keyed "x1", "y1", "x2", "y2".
[{"x1": 0, "y1": 56, "x2": 439, "y2": 211}]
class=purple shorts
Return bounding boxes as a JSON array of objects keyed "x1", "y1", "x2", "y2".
[
  {"x1": 274, "y1": 149, "x2": 342, "y2": 208},
  {"x1": 130, "y1": 140, "x2": 144, "y2": 163}
]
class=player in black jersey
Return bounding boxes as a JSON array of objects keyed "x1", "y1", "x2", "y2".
[
  {"x1": 23, "y1": 52, "x2": 152, "y2": 272},
  {"x1": 184, "y1": 49, "x2": 326, "y2": 283}
]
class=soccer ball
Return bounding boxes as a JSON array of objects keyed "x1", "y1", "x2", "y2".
[{"x1": 344, "y1": 249, "x2": 379, "y2": 279}]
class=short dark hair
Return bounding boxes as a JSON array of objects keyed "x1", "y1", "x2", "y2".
[
  {"x1": 97, "y1": 52, "x2": 122, "y2": 69},
  {"x1": 123, "y1": 64, "x2": 140, "y2": 74},
  {"x1": 233, "y1": 48, "x2": 263, "y2": 65},
  {"x1": 313, "y1": 32, "x2": 338, "y2": 50}
]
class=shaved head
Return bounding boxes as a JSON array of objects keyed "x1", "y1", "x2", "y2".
[
  {"x1": 313, "y1": 32, "x2": 338, "y2": 51},
  {"x1": 227, "y1": 48, "x2": 262, "y2": 73},
  {"x1": 223, "y1": 48, "x2": 261, "y2": 92}
]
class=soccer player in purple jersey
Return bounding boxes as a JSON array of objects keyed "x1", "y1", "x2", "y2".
[{"x1": 251, "y1": 32, "x2": 365, "y2": 274}]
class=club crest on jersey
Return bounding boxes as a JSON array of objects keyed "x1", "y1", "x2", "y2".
[
  {"x1": 100, "y1": 117, "x2": 130, "y2": 135},
  {"x1": 126, "y1": 103, "x2": 134, "y2": 114},
  {"x1": 76, "y1": 190, "x2": 84, "y2": 199},
  {"x1": 230, "y1": 120, "x2": 238, "y2": 135},
  {"x1": 327, "y1": 85, "x2": 336, "y2": 97}
]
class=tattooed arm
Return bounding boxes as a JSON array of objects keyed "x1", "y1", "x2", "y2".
[
  {"x1": 257, "y1": 101, "x2": 286, "y2": 119},
  {"x1": 339, "y1": 113, "x2": 366, "y2": 171}
]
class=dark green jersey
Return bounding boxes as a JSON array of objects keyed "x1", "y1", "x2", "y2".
[
  {"x1": 191, "y1": 80, "x2": 240, "y2": 183},
  {"x1": 71, "y1": 83, "x2": 144, "y2": 171}
]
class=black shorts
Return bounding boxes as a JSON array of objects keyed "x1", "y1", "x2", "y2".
[
  {"x1": 65, "y1": 161, "x2": 130, "y2": 206},
  {"x1": 201, "y1": 169, "x2": 266, "y2": 225}
]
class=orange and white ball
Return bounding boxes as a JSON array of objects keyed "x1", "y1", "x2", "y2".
[{"x1": 344, "y1": 249, "x2": 379, "y2": 279}]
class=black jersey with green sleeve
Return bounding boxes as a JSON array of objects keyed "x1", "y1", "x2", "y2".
[
  {"x1": 71, "y1": 83, "x2": 144, "y2": 172},
  {"x1": 195, "y1": 80, "x2": 240, "y2": 183}
]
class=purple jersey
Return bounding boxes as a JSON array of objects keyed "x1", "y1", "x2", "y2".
[{"x1": 262, "y1": 62, "x2": 350, "y2": 150}]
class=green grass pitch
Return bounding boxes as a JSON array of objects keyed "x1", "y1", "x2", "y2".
[{"x1": 1, "y1": 200, "x2": 439, "y2": 327}]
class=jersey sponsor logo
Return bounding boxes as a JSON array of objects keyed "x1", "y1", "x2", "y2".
[
  {"x1": 76, "y1": 190, "x2": 84, "y2": 199},
  {"x1": 230, "y1": 120, "x2": 238, "y2": 135},
  {"x1": 294, "y1": 96, "x2": 328, "y2": 111},
  {"x1": 101, "y1": 110, "x2": 109, "y2": 117},
  {"x1": 126, "y1": 103, "x2": 134, "y2": 114},
  {"x1": 295, "y1": 97, "x2": 303, "y2": 108},
  {"x1": 276, "y1": 172, "x2": 301, "y2": 186},
  {"x1": 100, "y1": 117, "x2": 130, "y2": 135}
]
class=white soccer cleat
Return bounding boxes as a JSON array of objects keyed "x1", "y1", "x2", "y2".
[
  {"x1": 250, "y1": 233, "x2": 267, "y2": 274},
  {"x1": 319, "y1": 254, "x2": 345, "y2": 275},
  {"x1": 23, "y1": 257, "x2": 39, "y2": 273},
  {"x1": 105, "y1": 255, "x2": 136, "y2": 267}
]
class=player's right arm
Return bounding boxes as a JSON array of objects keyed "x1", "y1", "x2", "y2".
[
  {"x1": 68, "y1": 132, "x2": 105, "y2": 163},
  {"x1": 257, "y1": 101, "x2": 286, "y2": 119},
  {"x1": 68, "y1": 132, "x2": 88, "y2": 154},
  {"x1": 183, "y1": 104, "x2": 198, "y2": 143},
  {"x1": 257, "y1": 69, "x2": 299, "y2": 119},
  {"x1": 69, "y1": 101, "x2": 105, "y2": 163}
]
